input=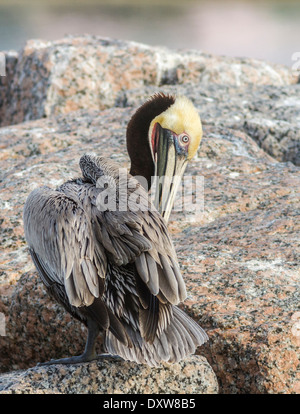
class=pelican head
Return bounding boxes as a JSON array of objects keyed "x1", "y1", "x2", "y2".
[{"x1": 127, "y1": 93, "x2": 202, "y2": 221}]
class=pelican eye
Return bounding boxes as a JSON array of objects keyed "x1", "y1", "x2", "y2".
[{"x1": 179, "y1": 134, "x2": 190, "y2": 145}]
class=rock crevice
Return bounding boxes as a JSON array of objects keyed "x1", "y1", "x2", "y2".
[{"x1": 0, "y1": 36, "x2": 299, "y2": 394}]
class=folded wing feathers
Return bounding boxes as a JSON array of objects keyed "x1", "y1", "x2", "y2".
[
  {"x1": 145, "y1": 254, "x2": 160, "y2": 296},
  {"x1": 85, "y1": 161, "x2": 187, "y2": 314},
  {"x1": 158, "y1": 254, "x2": 180, "y2": 305},
  {"x1": 24, "y1": 158, "x2": 207, "y2": 366},
  {"x1": 170, "y1": 256, "x2": 187, "y2": 302},
  {"x1": 134, "y1": 253, "x2": 149, "y2": 284},
  {"x1": 80, "y1": 259, "x2": 100, "y2": 298},
  {"x1": 139, "y1": 293, "x2": 159, "y2": 343},
  {"x1": 135, "y1": 250, "x2": 186, "y2": 307}
]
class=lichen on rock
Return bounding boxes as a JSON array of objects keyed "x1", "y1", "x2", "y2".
[{"x1": 0, "y1": 36, "x2": 299, "y2": 394}]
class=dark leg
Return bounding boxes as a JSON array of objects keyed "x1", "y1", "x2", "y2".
[
  {"x1": 38, "y1": 319, "x2": 101, "y2": 366},
  {"x1": 38, "y1": 320, "x2": 124, "y2": 366}
]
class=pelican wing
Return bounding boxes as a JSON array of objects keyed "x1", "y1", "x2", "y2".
[
  {"x1": 23, "y1": 185, "x2": 107, "y2": 308},
  {"x1": 96, "y1": 207, "x2": 187, "y2": 305},
  {"x1": 82, "y1": 175, "x2": 187, "y2": 345},
  {"x1": 24, "y1": 155, "x2": 188, "y2": 344},
  {"x1": 79, "y1": 154, "x2": 187, "y2": 307}
]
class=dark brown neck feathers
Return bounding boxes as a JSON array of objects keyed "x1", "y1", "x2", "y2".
[{"x1": 126, "y1": 93, "x2": 175, "y2": 191}]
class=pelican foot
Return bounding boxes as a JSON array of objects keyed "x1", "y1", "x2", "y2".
[
  {"x1": 37, "y1": 353, "x2": 123, "y2": 366},
  {"x1": 37, "y1": 353, "x2": 97, "y2": 366}
]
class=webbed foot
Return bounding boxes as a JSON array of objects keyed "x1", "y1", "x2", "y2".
[
  {"x1": 37, "y1": 353, "x2": 123, "y2": 366},
  {"x1": 37, "y1": 352, "x2": 97, "y2": 366}
]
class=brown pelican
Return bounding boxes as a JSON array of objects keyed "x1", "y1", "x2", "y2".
[{"x1": 23, "y1": 93, "x2": 208, "y2": 366}]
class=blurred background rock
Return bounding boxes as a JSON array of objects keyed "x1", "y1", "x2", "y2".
[
  {"x1": 0, "y1": 0, "x2": 299, "y2": 395},
  {"x1": 0, "y1": 0, "x2": 299, "y2": 67}
]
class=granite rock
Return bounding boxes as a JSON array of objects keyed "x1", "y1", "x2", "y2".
[
  {"x1": 116, "y1": 83, "x2": 300, "y2": 166},
  {"x1": 0, "y1": 36, "x2": 300, "y2": 394},
  {"x1": 0, "y1": 106, "x2": 299, "y2": 393},
  {"x1": 0, "y1": 35, "x2": 298, "y2": 128},
  {"x1": 0, "y1": 355, "x2": 218, "y2": 394},
  {"x1": 0, "y1": 107, "x2": 218, "y2": 397}
]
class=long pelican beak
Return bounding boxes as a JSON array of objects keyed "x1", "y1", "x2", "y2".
[{"x1": 151, "y1": 123, "x2": 189, "y2": 222}]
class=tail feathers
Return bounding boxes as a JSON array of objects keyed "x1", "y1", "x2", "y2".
[
  {"x1": 105, "y1": 306, "x2": 208, "y2": 367},
  {"x1": 86, "y1": 298, "x2": 132, "y2": 348}
]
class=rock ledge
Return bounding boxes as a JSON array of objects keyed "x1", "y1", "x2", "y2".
[{"x1": 0, "y1": 355, "x2": 218, "y2": 394}]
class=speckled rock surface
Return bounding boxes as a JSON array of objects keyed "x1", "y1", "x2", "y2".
[
  {"x1": 0, "y1": 355, "x2": 218, "y2": 394},
  {"x1": 0, "y1": 36, "x2": 300, "y2": 394},
  {"x1": 0, "y1": 35, "x2": 298, "y2": 128},
  {"x1": 0, "y1": 106, "x2": 299, "y2": 393},
  {"x1": 117, "y1": 84, "x2": 300, "y2": 166}
]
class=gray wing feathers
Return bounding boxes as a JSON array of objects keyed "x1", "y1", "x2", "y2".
[
  {"x1": 135, "y1": 250, "x2": 186, "y2": 306},
  {"x1": 80, "y1": 154, "x2": 188, "y2": 307},
  {"x1": 105, "y1": 305, "x2": 209, "y2": 367},
  {"x1": 94, "y1": 214, "x2": 152, "y2": 266},
  {"x1": 99, "y1": 208, "x2": 187, "y2": 306},
  {"x1": 24, "y1": 155, "x2": 207, "y2": 364},
  {"x1": 23, "y1": 186, "x2": 106, "y2": 307}
]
